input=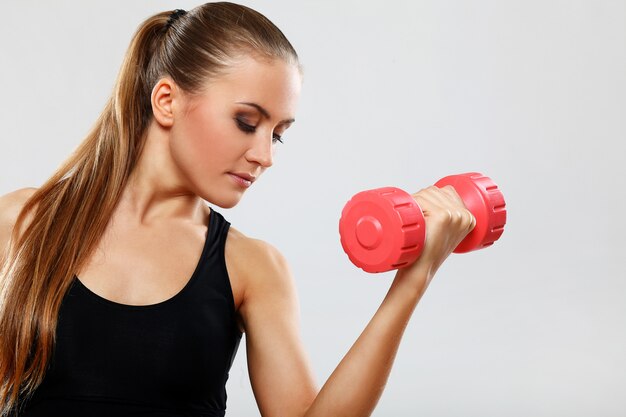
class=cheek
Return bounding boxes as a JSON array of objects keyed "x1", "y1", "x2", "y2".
[{"x1": 169, "y1": 114, "x2": 235, "y2": 182}]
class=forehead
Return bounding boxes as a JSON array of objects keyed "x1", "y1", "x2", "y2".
[{"x1": 192, "y1": 56, "x2": 302, "y2": 118}]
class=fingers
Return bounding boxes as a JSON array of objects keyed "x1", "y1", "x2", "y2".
[{"x1": 411, "y1": 186, "x2": 476, "y2": 232}]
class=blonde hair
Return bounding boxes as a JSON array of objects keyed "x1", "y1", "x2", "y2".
[{"x1": 0, "y1": 3, "x2": 299, "y2": 415}]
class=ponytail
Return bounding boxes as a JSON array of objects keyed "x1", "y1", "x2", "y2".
[{"x1": 0, "y1": 11, "x2": 173, "y2": 416}]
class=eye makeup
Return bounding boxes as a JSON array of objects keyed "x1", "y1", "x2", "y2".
[{"x1": 234, "y1": 117, "x2": 284, "y2": 144}]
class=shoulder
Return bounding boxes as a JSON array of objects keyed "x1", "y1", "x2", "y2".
[
  {"x1": 226, "y1": 226, "x2": 290, "y2": 273},
  {"x1": 0, "y1": 187, "x2": 39, "y2": 261},
  {"x1": 224, "y1": 225, "x2": 298, "y2": 327},
  {"x1": 0, "y1": 187, "x2": 39, "y2": 231}
]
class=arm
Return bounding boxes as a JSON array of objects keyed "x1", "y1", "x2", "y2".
[
  {"x1": 241, "y1": 186, "x2": 475, "y2": 417},
  {"x1": 236, "y1": 239, "x2": 318, "y2": 417}
]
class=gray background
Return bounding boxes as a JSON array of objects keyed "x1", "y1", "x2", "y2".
[{"x1": 1, "y1": 1, "x2": 625, "y2": 416}]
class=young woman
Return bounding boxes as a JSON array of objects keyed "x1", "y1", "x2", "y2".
[{"x1": 0, "y1": 3, "x2": 475, "y2": 416}]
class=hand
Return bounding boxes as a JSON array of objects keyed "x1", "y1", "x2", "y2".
[{"x1": 395, "y1": 185, "x2": 476, "y2": 295}]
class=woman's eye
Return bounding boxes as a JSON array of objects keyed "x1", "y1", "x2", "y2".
[
  {"x1": 272, "y1": 134, "x2": 283, "y2": 144},
  {"x1": 236, "y1": 118, "x2": 284, "y2": 144},
  {"x1": 235, "y1": 118, "x2": 256, "y2": 133}
]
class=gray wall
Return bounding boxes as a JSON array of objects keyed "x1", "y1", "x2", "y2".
[{"x1": 1, "y1": 1, "x2": 624, "y2": 416}]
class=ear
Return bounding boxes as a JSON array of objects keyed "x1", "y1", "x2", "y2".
[{"x1": 150, "y1": 77, "x2": 180, "y2": 128}]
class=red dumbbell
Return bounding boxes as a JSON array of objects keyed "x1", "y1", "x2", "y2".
[{"x1": 339, "y1": 172, "x2": 507, "y2": 273}]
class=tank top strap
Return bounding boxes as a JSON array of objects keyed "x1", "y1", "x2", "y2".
[
  {"x1": 190, "y1": 207, "x2": 237, "y2": 317},
  {"x1": 205, "y1": 207, "x2": 231, "y2": 268}
]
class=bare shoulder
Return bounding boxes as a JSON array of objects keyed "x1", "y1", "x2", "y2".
[
  {"x1": 226, "y1": 226, "x2": 290, "y2": 273},
  {"x1": 0, "y1": 187, "x2": 39, "y2": 261},
  {"x1": 0, "y1": 187, "x2": 39, "y2": 230},
  {"x1": 224, "y1": 225, "x2": 297, "y2": 317}
]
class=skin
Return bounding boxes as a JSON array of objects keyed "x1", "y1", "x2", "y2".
[{"x1": 0, "y1": 54, "x2": 476, "y2": 417}]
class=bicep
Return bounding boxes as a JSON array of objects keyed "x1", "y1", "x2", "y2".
[{"x1": 239, "y1": 242, "x2": 318, "y2": 417}]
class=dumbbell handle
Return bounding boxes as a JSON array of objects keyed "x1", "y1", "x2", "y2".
[{"x1": 339, "y1": 172, "x2": 507, "y2": 273}]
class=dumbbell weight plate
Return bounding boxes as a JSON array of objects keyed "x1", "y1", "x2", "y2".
[
  {"x1": 434, "y1": 172, "x2": 507, "y2": 253},
  {"x1": 339, "y1": 187, "x2": 426, "y2": 273}
]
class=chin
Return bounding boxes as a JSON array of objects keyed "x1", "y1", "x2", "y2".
[
  {"x1": 204, "y1": 193, "x2": 243, "y2": 209},
  {"x1": 216, "y1": 200, "x2": 240, "y2": 209}
]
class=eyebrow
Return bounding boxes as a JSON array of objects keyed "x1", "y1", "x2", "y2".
[{"x1": 236, "y1": 102, "x2": 296, "y2": 125}]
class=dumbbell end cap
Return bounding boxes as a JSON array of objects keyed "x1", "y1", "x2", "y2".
[
  {"x1": 339, "y1": 187, "x2": 426, "y2": 273},
  {"x1": 435, "y1": 172, "x2": 507, "y2": 253}
]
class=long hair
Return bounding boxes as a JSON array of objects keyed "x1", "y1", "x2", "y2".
[{"x1": 0, "y1": 3, "x2": 299, "y2": 414}]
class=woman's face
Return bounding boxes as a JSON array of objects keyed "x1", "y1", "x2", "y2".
[{"x1": 169, "y1": 55, "x2": 302, "y2": 209}]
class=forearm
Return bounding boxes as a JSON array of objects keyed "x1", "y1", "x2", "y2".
[{"x1": 303, "y1": 269, "x2": 430, "y2": 417}]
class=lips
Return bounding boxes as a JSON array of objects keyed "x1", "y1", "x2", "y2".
[
  {"x1": 230, "y1": 172, "x2": 256, "y2": 183},
  {"x1": 228, "y1": 173, "x2": 254, "y2": 188}
]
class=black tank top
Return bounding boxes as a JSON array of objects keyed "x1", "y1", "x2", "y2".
[{"x1": 18, "y1": 208, "x2": 242, "y2": 417}]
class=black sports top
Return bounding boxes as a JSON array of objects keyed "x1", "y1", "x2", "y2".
[{"x1": 18, "y1": 208, "x2": 242, "y2": 417}]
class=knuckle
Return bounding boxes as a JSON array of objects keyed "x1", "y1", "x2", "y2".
[
  {"x1": 437, "y1": 208, "x2": 454, "y2": 224},
  {"x1": 443, "y1": 185, "x2": 455, "y2": 193},
  {"x1": 464, "y1": 209, "x2": 476, "y2": 230},
  {"x1": 439, "y1": 184, "x2": 453, "y2": 193}
]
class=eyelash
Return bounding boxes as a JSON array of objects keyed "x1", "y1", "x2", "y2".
[{"x1": 235, "y1": 118, "x2": 284, "y2": 144}]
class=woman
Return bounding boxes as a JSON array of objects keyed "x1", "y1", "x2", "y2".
[{"x1": 0, "y1": 2, "x2": 475, "y2": 416}]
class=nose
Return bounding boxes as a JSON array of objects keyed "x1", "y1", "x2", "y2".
[{"x1": 245, "y1": 132, "x2": 274, "y2": 168}]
